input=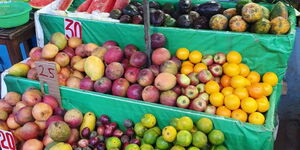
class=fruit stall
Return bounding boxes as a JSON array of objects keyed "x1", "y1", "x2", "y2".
[{"x1": 0, "y1": 0, "x2": 297, "y2": 150}]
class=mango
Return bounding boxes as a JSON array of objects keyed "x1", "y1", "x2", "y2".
[
  {"x1": 84, "y1": 56, "x2": 105, "y2": 81},
  {"x1": 8, "y1": 63, "x2": 30, "y2": 77},
  {"x1": 73, "y1": 58, "x2": 86, "y2": 72},
  {"x1": 49, "y1": 142, "x2": 72, "y2": 150}
]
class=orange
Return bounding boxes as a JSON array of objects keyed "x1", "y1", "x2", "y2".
[
  {"x1": 222, "y1": 87, "x2": 234, "y2": 96},
  {"x1": 221, "y1": 75, "x2": 231, "y2": 87},
  {"x1": 226, "y1": 51, "x2": 242, "y2": 64},
  {"x1": 176, "y1": 48, "x2": 190, "y2": 60},
  {"x1": 262, "y1": 72, "x2": 278, "y2": 86},
  {"x1": 256, "y1": 96, "x2": 270, "y2": 113},
  {"x1": 262, "y1": 83, "x2": 273, "y2": 96},
  {"x1": 247, "y1": 71, "x2": 261, "y2": 84},
  {"x1": 241, "y1": 97, "x2": 258, "y2": 113},
  {"x1": 194, "y1": 63, "x2": 207, "y2": 73},
  {"x1": 224, "y1": 94, "x2": 240, "y2": 110},
  {"x1": 205, "y1": 80, "x2": 220, "y2": 94},
  {"x1": 222, "y1": 62, "x2": 229, "y2": 68},
  {"x1": 239, "y1": 63, "x2": 250, "y2": 77},
  {"x1": 233, "y1": 87, "x2": 249, "y2": 99},
  {"x1": 247, "y1": 83, "x2": 265, "y2": 99},
  {"x1": 223, "y1": 63, "x2": 240, "y2": 77},
  {"x1": 231, "y1": 109, "x2": 248, "y2": 122},
  {"x1": 216, "y1": 106, "x2": 231, "y2": 118},
  {"x1": 182, "y1": 61, "x2": 194, "y2": 67},
  {"x1": 230, "y1": 75, "x2": 248, "y2": 88},
  {"x1": 189, "y1": 51, "x2": 202, "y2": 64},
  {"x1": 181, "y1": 65, "x2": 194, "y2": 75},
  {"x1": 209, "y1": 92, "x2": 224, "y2": 107},
  {"x1": 248, "y1": 112, "x2": 265, "y2": 125}
]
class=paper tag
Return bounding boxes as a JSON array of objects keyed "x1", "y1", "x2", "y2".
[
  {"x1": 64, "y1": 18, "x2": 82, "y2": 39},
  {"x1": 35, "y1": 61, "x2": 62, "y2": 107},
  {"x1": 0, "y1": 130, "x2": 16, "y2": 150}
]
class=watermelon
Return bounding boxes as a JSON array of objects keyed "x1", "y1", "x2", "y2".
[
  {"x1": 77, "y1": 0, "x2": 93, "y2": 12},
  {"x1": 113, "y1": 0, "x2": 130, "y2": 10},
  {"x1": 87, "y1": 0, "x2": 116, "y2": 13},
  {"x1": 58, "y1": 0, "x2": 74, "y2": 11},
  {"x1": 29, "y1": 0, "x2": 55, "y2": 9}
]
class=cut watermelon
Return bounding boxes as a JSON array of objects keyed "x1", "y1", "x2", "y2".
[
  {"x1": 113, "y1": 0, "x2": 130, "y2": 10},
  {"x1": 58, "y1": 0, "x2": 74, "y2": 11},
  {"x1": 29, "y1": 0, "x2": 55, "y2": 9},
  {"x1": 87, "y1": 0, "x2": 116, "y2": 13},
  {"x1": 77, "y1": 0, "x2": 93, "y2": 12}
]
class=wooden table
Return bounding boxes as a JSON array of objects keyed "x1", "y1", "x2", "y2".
[{"x1": 0, "y1": 19, "x2": 35, "y2": 64}]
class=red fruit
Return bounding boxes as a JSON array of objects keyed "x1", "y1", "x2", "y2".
[
  {"x1": 112, "y1": 78, "x2": 130, "y2": 97},
  {"x1": 22, "y1": 90, "x2": 42, "y2": 106},
  {"x1": 125, "y1": 67, "x2": 140, "y2": 83},
  {"x1": 22, "y1": 139, "x2": 43, "y2": 150},
  {"x1": 77, "y1": 0, "x2": 93, "y2": 12},
  {"x1": 64, "y1": 109, "x2": 83, "y2": 128},
  {"x1": 46, "y1": 115, "x2": 64, "y2": 128},
  {"x1": 129, "y1": 51, "x2": 147, "y2": 68},
  {"x1": 0, "y1": 101, "x2": 13, "y2": 113},
  {"x1": 137, "y1": 68, "x2": 154, "y2": 86},
  {"x1": 54, "y1": 107, "x2": 66, "y2": 116},
  {"x1": 127, "y1": 84, "x2": 143, "y2": 100},
  {"x1": 80, "y1": 77, "x2": 94, "y2": 91},
  {"x1": 63, "y1": 47, "x2": 76, "y2": 58},
  {"x1": 29, "y1": 47, "x2": 42, "y2": 60},
  {"x1": 43, "y1": 95, "x2": 59, "y2": 109},
  {"x1": 32, "y1": 102, "x2": 53, "y2": 121},
  {"x1": 19, "y1": 122, "x2": 40, "y2": 140},
  {"x1": 121, "y1": 58, "x2": 130, "y2": 70},
  {"x1": 172, "y1": 85, "x2": 182, "y2": 95},
  {"x1": 191, "y1": 98, "x2": 207, "y2": 112},
  {"x1": 103, "y1": 40, "x2": 118, "y2": 48},
  {"x1": 198, "y1": 69, "x2": 213, "y2": 83},
  {"x1": 171, "y1": 56, "x2": 182, "y2": 68},
  {"x1": 113, "y1": 0, "x2": 130, "y2": 9},
  {"x1": 27, "y1": 68, "x2": 38, "y2": 80},
  {"x1": 125, "y1": 128, "x2": 134, "y2": 137},
  {"x1": 149, "y1": 65, "x2": 160, "y2": 76},
  {"x1": 105, "y1": 62, "x2": 124, "y2": 80},
  {"x1": 113, "y1": 129, "x2": 124, "y2": 138},
  {"x1": 142, "y1": 86, "x2": 160, "y2": 103},
  {"x1": 124, "y1": 44, "x2": 138, "y2": 58},
  {"x1": 75, "y1": 44, "x2": 86, "y2": 57},
  {"x1": 97, "y1": 126, "x2": 105, "y2": 135},
  {"x1": 160, "y1": 90, "x2": 178, "y2": 106},
  {"x1": 87, "y1": 0, "x2": 116, "y2": 13},
  {"x1": 104, "y1": 46, "x2": 124, "y2": 64},
  {"x1": 94, "y1": 77, "x2": 112, "y2": 93},
  {"x1": 100, "y1": 115, "x2": 110, "y2": 124},
  {"x1": 151, "y1": 48, "x2": 171, "y2": 65},
  {"x1": 67, "y1": 128, "x2": 80, "y2": 145},
  {"x1": 151, "y1": 33, "x2": 166, "y2": 49},
  {"x1": 15, "y1": 106, "x2": 34, "y2": 125},
  {"x1": 132, "y1": 15, "x2": 143, "y2": 24}
]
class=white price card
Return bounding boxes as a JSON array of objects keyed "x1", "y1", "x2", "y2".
[
  {"x1": 0, "y1": 129, "x2": 16, "y2": 150},
  {"x1": 64, "y1": 18, "x2": 82, "y2": 39}
]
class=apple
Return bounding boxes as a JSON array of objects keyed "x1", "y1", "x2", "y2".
[
  {"x1": 94, "y1": 77, "x2": 112, "y2": 94},
  {"x1": 190, "y1": 98, "x2": 207, "y2": 112},
  {"x1": 205, "y1": 105, "x2": 216, "y2": 114},
  {"x1": 160, "y1": 90, "x2": 178, "y2": 106},
  {"x1": 142, "y1": 86, "x2": 160, "y2": 103},
  {"x1": 213, "y1": 53, "x2": 226, "y2": 64},
  {"x1": 188, "y1": 72, "x2": 199, "y2": 86},
  {"x1": 171, "y1": 56, "x2": 182, "y2": 68},
  {"x1": 176, "y1": 96, "x2": 190, "y2": 109},
  {"x1": 124, "y1": 67, "x2": 140, "y2": 83},
  {"x1": 127, "y1": 84, "x2": 143, "y2": 100},
  {"x1": 184, "y1": 85, "x2": 199, "y2": 99},
  {"x1": 196, "y1": 92, "x2": 209, "y2": 104},
  {"x1": 172, "y1": 85, "x2": 182, "y2": 95},
  {"x1": 209, "y1": 64, "x2": 223, "y2": 77},
  {"x1": 149, "y1": 65, "x2": 160, "y2": 76},
  {"x1": 112, "y1": 78, "x2": 130, "y2": 97},
  {"x1": 176, "y1": 74, "x2": 190, "y2": 87},
  {"x1": 196, "y1": 83, "x2": 205, "y2": 93},
  {"x1": 198, "y1": 69, "x2": 213, "y2": 83},
  {"x1": 201, "y1": 55, "x2": 213, "y2": 66},
  {"x1": 214, "y1": 77, "x2": 221, "y2": 84},
  {"x1": 124, "y1": 44, "x2": 138, "y2": 59}
]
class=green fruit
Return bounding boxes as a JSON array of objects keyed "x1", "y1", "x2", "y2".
[
  {"x1": 192, "y1": 131, "x2": 207, "y2": 148},
  {"x1": 176, "y1": 130, "x2": 192, "y2": 147},
  {"x1": 162, "y1": 126, "x2": 177, "y2": 142},
  {"x1": 48, "y1": 121, "x2": 71, "y2": 142},
  {"x1": 261, "y1": 6, "x2": 270, "y2": 19},
  {"x1": 177, "y1": 117, "x2": 193, "y2": 131},
  {"x1": 208, "y1": 130, "x2": 225, "y2": 145},
  {"x1": 140, "y1": 144, "x2": 154, "y2": 150},
  {"x1": 270, "y1": 1, "x2": 288, "y2": 20},
  {"x1": 196, "y1": 118, "x2": 213, "y2": 134},
  {"x1": 252, "y1": 18, "x2": 271, "y2": 34},
  {"x1": 106, "y1": 137, "x2": 121, "y2": 149},
  {"x1": 209, "y1": 14, "x2": 228, "y2": 30},
  {"x1": 236, "y1": 0, "x2": 252, "y2": 14},
  {"x1": 134, "y1": 122, "x2": 147, "y2": 137},
  {"x1": 125, "y1": 144, "x2": 140, "y2": 150},
  {"x1": 156, "y1": 136, "x2": 171, "y2": 150},
  {"x1": 44, "y1": 142, "x2": 59, "y2": 150},
  {"x1": 241, "y1": 3, "x2": 263, "y2": 23},
  {"x1": 170, "y1": 118, "x2": 179, "y2": 130},
  {"x1": 164, "y1": 17, "x2": 176, "y2": 27},
  {"x1": 143, "y1": 130, "x2": 159, "y2": 145},
  {"x1": 187, "y1": 147, "x2": 200, "y2": 150},
  {"x1": 211, "y1": 145, "x2": 228, "y2": 150},
  {"x1": 141, "y1": 114, "x2": 156, "y2": 128},
  {"x1": 8, "y1": 63, "x2": 30, "y2": 77},
  {"x1": 149, "y1": 127, "x2": 161, "y2": 135},
  {"x1": 171, "y1": 145, "x2": 186, "y2": 150}
]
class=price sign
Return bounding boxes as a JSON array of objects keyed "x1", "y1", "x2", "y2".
[
  {"x1": 64, "y1": 18, "x2": 82, "y2": 39},
  {"x1": 0, "y1": 130, "x2": 16, "y2": 150},
  {"x1": 35, "y1": 61, "x2": 62, "y2": 107}
]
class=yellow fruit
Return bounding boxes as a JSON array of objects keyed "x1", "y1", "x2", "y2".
[
  {"x1": 73, "y1": 58, "x2": 86, "y2": 72},
  {"x1": 256, "y1": 96, "x2": 270, "y2": 113},
  {"x1": 230, "y1": 75, "x2": 248, "y2": 88},
  {"x1": 262, "y1": 72, "x2": 278, "y2": 86},
  {"x1": 239, "y1": 63, "x2": 250, "y2": 77},
  {"x1": 247, "y1": 71, "x2": 261, "y2": 83},
  {"x1": 233, "y1": 87, "x2": 249, "y2": 99},
  {"x1": 176, "y1": 48, "x2": 190, "y2": 60},
  {"x1": 231, "y1": 109, "x2": 248, "y2": 122},
  {"x1": 182, "y1": 61, "x2": 194, "y2": 67},
  {"x1": 181, "y1": 65, "x2": 194, "y2": 75},
  {"x1": 50, "y1": 142, "x2": 72, "y2": 150},
  {"x1": 248, "y1": 112, "x2": 265, "y2": 125},
  {"x1": 194, "y1": 63, "x2": 207, "y2": 73},
  {"x1": 247, "y1": 83, "x2": 265, "y2": 99},
  {"x1": 241, "y1": 97, "x2": 258, "y2": 113},
  {"x1": 216, "y1": 106, "x2": 231, "y2": 118},
  {"x1": 189, "y1": 51, "x2": 202, "y2": 64},
  {"x1": 222, "y1": 87, "x2": 234, "y2": 96},
  {"x1": 209, "y1": 92, "x2": 224, "y2": 107},
  {"x1": 223, "y1": 63, "x2": 240, "y2": 77},
  {"x1": 80, "y1": 112, "x2": 96, "y2": 138},
  {"x1": 224, "y1": 94, "x2": 240, "y2": 110},
  {"x1": 42, "y1": 43, "x2": 59, "y2": 59},
  {"x1": 221, "y1": 75, "x2": 231, "y2": 87},
  {"x1": 84, "y1": 56, "x2": 105, "y2": 81},
  {"x1": 262, "y1": 83, "x2": 273, "y2": 96},
  {"x1": 226, "y1": 51, "x2": 242, "y2": 64},
  {"x1": 205, "y1": 81, "x2": 220, "y2": 94},
  {"x1": 162, "y1": 126, "x2": 177, "y2": 142},
  {"x1": 8, "y1": 63, "x2": 30, "y2": 77}
]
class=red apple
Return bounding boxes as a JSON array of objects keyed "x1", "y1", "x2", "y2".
[
  {"x1": 209, "y1": 64, "x2": 223, "y2": 77},
  {"x1": 149, "y1": 65, "x2": 160, "y2": 76},
  {"x1": 160, "y1": 90, "x2": 178, "y2": 106},
  {"x1": 124, "y1": 44, "x2": 138, "y2": 58},
  {"x1": 142, "y1": 86, "x2": 159, "y2": 103},
  {"x1": 94, "y1": 77, "x2": 112, "y2": 93},
  {"x1": 127, "y1": 84, "x2": 143, "y2": 100},
  {"x1": 80, "y1": 77, "x2": 94, "y2": 91},
  {"x1": 125, "y1": 67, "x2": 140, "y2": 83},
  {"x1": 105, "y1": 62, "x2": 124, "y2": 80},
  {"x1": 188, "y1": 72, "x2": 199, "y2": 86},
  {"x1": 196, "y1": 83, "x2": 205, "y2": 93},
  {"x1": 213, "y1": 53, "x2": 226, "y2": 64},
  {"x1": 196, "y1": 92, "x2": 209, "y2": 104},
  {"x1": 62, "y1": 46, "x2": 75, "y2": 58},
  {"x1": 172, "y1": 85, "x2": 182, "y2": 95},
  {"x1": 151, "y1": 48, "x2": 171, "y2": 65},
  {"x1": 112, "y1": 78, "x2": 130, "y2": 97},
  {"x1": 171, "y1": 56, "x2": 182, "y2": 68},
  {"x1": 176, "y1": 96, "x2": 190, "y2": 108},
  {"x1": 205, "y1": 105, "x2": 216, "y2": 114},
  {"x1": 198, "y1": 69, "x2": 213, "y2": 83},
  {"x1": 75, "y1": 44, "x2": 86, "y2": 57},
  {"x1": 137, "y1": 69, "x2": 154, "y2": 86},
  {"x1": 190, "y1": 98, "x2": 207, "y2": 112},
  {"x1": 201, "y1": 55, "x2": 214, "y2": 66},
  {"x1": 184, "y1": 85, "x2": 199, "y2": 99},
  {"x1": 29, "y1": 47, "x2": 42, "y2": 60},
  {"x1": 121, "y1": 58, "x2": 130, "y2": 70},
  {"x1": 130, "y1": 51, "x2": 147, "y2": 68},
  {"x1": 103, "y1": 40, "x2": 118, "y2": 48},
  {"x1": 104, "y1": 46, "x2": 123, "y2": 64},
  {"x1": 43, "y1": 95, "x2": 59, "y2": 109},
  {"x1": 151, "y1": 33, "x2": 166, "y2": 49},
  {"x1": 176, "y1": 74, "x2": 190, "y2": 87},
  {"x1": 46, "y1": 115, "x2": 63, "y2": 128}
]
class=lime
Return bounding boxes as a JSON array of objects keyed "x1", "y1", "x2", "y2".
[
  {"x1": 106, "y1": 137, "x2": 121, "y2": 149},
  {"x1": 170, "y1": 118, "x2": 179, "y2": 130},
  {"x1": 170, "y1": 145, "x2": 186, "y2": 150},
  {"x1": 177, "y1": 116, "x2": 193, "y2": 131},
  {"x1": 176, "y1": 130, "x2": 192, "y2": 147},
  {"x1": 211, "y1": 145, "x2": 228, "y2": 150},
  {"x1": 134, "y1": 122, "x2": 147, "y2": 137},
  {"x1": 196, "y1": 118, "x2": 213, "y2": 134},
  {"x1": 191, "y1": 125, "x2": 198, "y2": 134},
  {"x1": 187, "y1": 147, "x2": 200, "y2": 150},
  {"x1": 141, "y1": 114, "x2": 157, "y2": 128},
  {"x1": 156, "y1": 136, "x2": 171, "y2": 150},
  {"x1": 192, "y1": 131, "x2": 207, "y2": 148},
  {"x1": 162, "y1": 126, "x2": 177, "y2": 142},
  {"x1": 149, "y1": 127, "x2": 161, "y2": 135},
  {"x1": 140, "y1": 144, "x2": 154, "y2": 150},
  {"x1": 208, "y1": 130, "x2": 225, "y2": 145},
  {"x1": 125, "y1": 144, "x2": 140, "y2": 150},
  {"x1": 143, "y1": 130, "x2": 159, "y2": 145}
]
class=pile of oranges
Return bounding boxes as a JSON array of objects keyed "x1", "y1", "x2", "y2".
[{"x1": 176, "y1": 49, "x2": 278, "y2": 125}]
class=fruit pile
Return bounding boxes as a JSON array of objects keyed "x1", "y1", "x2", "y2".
[
  {"x1": 175, "y1": 48, "x2": 278, "y2": 125},
  {"x1": 76, "y1": 0, "x2": 129, "y2": 14},
  {"x1": 110, "y1": 0, "x2": 291, "y2": 35}
]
